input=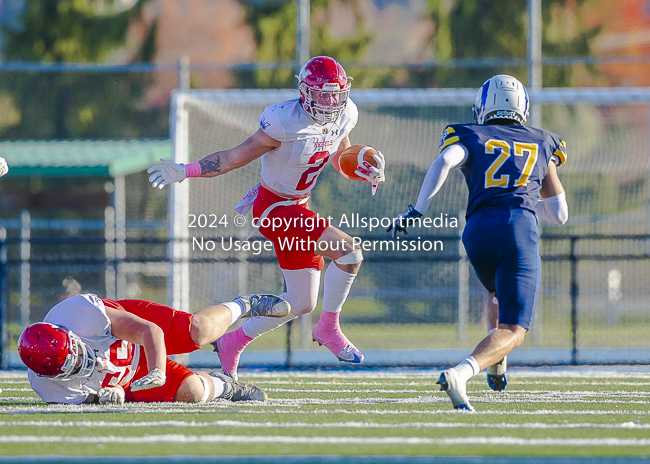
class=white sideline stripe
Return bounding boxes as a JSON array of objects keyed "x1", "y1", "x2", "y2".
[
  {"x1": 6, "y1": 405, "x2": 650, "y2": 416},
  {"x1": 10, "y1": 394, "x2": 650, "y2": 405},
  {"x1": 2, "y1": 419, "x2": 649, "y2": 430},
  {"x1": 0, "y1": 435, "x2": 649, "y2": 447}
]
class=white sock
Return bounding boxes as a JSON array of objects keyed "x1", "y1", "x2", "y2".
[
  {"x1": 242, "y1": 268, "x2": 320, "y2": 338},
  {"x1": 221, "y1": 301, "x2": 244, "y2": 326},
  {"x1": 322, "y1": 263, "x2": 356, "y2": 313},
  {"x1": 453, "y1": 356, "x2": 480, "y2": 383},
  {"x1": 488, "y1": 328, "x2": 497, "y2": 336},
  {"x1": 242, "y1": 303, "x2": 298, "y2": 338},
  {"x1": 209, "y1": 374, "x2": 227, "y2": 399}
]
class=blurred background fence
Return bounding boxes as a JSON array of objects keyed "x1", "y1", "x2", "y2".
[
  {"x1": 2, "y1": 84, "x2": 650, "y2": 369},
  {"x1": 1, "y1": 229, "x2": 650, "y2": 369},
  {"x1": 3, "y1": 0, "x2": 650, "y2": 369}
]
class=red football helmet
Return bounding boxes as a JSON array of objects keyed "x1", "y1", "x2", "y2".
[
  {"x1": 18, "y1": 322, "x2": 96, "y2": 380},
  {"x1": 298, "y1": 56, "x2": 351, "y2": 124}
]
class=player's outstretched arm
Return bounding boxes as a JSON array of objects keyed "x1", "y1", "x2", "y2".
[
  {"x1": 387, "y1": 143, "x2": 466, "y2": 237},
  {"x1": 105, "y1": 307, "x2": 167, "y2": 390},
  {"x1": 414, "y1": 143, "x2": 466, "y2": 213},
  {"x1": 537, "y1": 161, "x2": 568, "y2": 225},
  {"x1": 198, "y1": 129, "x2": 281, "y2": 177},
  {"x1": 147, "y1": 130, "x2": 280, "y2": 188}
]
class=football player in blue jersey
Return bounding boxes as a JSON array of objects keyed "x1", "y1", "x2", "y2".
[{"x1": 389, "y1": 75, "x2": 569, "y2": 411}]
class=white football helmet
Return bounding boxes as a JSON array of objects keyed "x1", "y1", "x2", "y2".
[{"x1": 473, "y1": 75, "x2": 529, "y2": 125}]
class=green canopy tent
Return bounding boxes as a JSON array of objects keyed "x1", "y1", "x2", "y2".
[{"x1": 0, "y1": 139, "x2": 171, "y2": 343}]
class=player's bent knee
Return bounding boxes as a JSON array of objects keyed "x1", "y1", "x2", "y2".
[
  {"x1": 174, "y1": 374, "x2": 206, "y2": 403},
  {"x1": 190, "y1": 318, "x2": 213, "y2": 347},
  {"x1": 335, "y1": 249, "x2": 363, "y2": 265},
  {"x1": 514, "y1": 329, "x2": 527, "y2": 347},
  {"x1": 291, "y1": 302, "x2": 317, "y2": 317}
]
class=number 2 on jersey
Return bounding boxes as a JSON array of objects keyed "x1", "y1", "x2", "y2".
[
  {"x1": 296, "y1": 150, "x2": 330, "y2": 191},
  {"x1": 484, "y1": 139, "x2": 539, "y2": 188}
]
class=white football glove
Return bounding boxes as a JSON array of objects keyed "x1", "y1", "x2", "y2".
[
  {"x1": 0, "y1": 157, "x2": 8, "y2": 178},
  {"x1": 354, "y1": 151, "x2": 385, "y2": 196},
  {"x1": 98, "y1": 386, "x2": 125, "y2": 405},
  {"x1": 130, "y1": 367, "x2": 166, "y2": 391},
  {"x1": 147, "y1": 158, "x2": 187, "y2": 189}
]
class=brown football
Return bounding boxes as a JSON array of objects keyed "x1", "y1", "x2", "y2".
[{"x1": 332, "y1": 144, "x2": 379, "y2": 181}]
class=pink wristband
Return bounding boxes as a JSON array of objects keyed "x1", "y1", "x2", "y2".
[{"x1": 184, "y1": 162, "x2": 201, "y2": 178}]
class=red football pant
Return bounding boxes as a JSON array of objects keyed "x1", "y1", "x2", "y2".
[{"x1": 103, "y1": 299, "x2": 201, "y2": 403}]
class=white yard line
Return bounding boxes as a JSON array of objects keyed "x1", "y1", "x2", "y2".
[
  {"x1": 0, "y1": 419, "x2": 648, "y2": 430},
  {"x1": 0, "y1": 434, "x2": 648, "y2": 447},
  {"x1": 5, "y1": 405, "x2": 650, "y2": 416},
  {"x1": 4, "y1": 367, "x2": 650, "y2": 382}
]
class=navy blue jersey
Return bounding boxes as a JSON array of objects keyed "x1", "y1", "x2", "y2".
[{"x1": 439, "y1": 124, "x2": 567, "y2": 219}]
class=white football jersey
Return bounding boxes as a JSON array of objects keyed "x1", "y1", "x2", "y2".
[
  {"x1": 28, "y1": 294, "x2": 140, "y2": 404},
  {"x1": 258, "y1": 98, "x2": 358, "y2": 196}
]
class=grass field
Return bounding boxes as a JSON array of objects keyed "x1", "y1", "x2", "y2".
[{"x1": 1, "y1": 367, "x2": 649, "y2": 463}]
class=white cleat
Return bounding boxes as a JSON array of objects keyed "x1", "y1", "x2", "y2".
[{"x1": 436, "y1": 369, "x2": 475, "y2": 412}]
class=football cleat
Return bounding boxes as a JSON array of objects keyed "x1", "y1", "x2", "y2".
[
  {"x1": 487, "y1": 356, "x2": 507, "y2": 391},
  {"x1": 487, "y1": 373, "x2": 508, "y2": 392},
  {"x1": 312, "y1": 324, "x2": 364, "y2": 363},
  {"x1": 235, "y1": 294, "x2": 291, "y2": 319},
  {"x1": 436, "y1": 369, "x2": 475, "y2": 412},
  {"x1": 210, "y1": 372, "x2": 268, "y2": 402}
]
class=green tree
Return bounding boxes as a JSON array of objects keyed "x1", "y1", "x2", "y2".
[
  {"x1": 419, "y1": 0, "x2": 600, "y2": 88},
  {"x1": 0, "y1": 0, "x2": 163, "y2": 139},
  {"x1": 235, "y1": 0, "x2": 373, "y2": 88}
]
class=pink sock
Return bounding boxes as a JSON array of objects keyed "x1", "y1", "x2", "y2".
[
  {"x1": 317, "y1": 310, "x2": 341, "y2": 331},
  {"x1": 313, "y1": 310, "x2": 348, "y2": 355},
  {"x1": 216, "y1": 327, "x2": 254, "y2": 376}
]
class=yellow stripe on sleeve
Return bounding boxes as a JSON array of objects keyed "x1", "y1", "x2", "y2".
[
  {"x1": 439, "y1": 135, "x2": 459, "y2": 152},
  {"x1": 553, "y1": 148, "x2": 567, "y2": 166}
]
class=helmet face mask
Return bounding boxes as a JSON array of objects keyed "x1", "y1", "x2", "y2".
[
  {"x1": 18, "y1": 322, "x2": 96, "y2": 381},
  {"x1": 298, "y1": 56, "x2": 351, "y2": 124},
  {"x1": 473, "y1": 74, "x2": 529, "y2": 125}
]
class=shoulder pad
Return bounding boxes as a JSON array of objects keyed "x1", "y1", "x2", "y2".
[
  {"x1": 258, "y1": 105, "x2": 286, "y2": 141},
  {"x1": 439, "y1": 125, "x2": 461, "y2": 153}
]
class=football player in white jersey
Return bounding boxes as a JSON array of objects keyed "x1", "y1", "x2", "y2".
[
  {"x1": 19, "y1": 293, "x2": 290, "y2": 404},
  {"x1": 147, "y1": 56, "x2": 385, "y2": 380}
]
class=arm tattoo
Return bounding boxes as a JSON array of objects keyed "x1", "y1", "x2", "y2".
[{"x1": 199, "y1": 156, "x2": 222, "y2": 175}]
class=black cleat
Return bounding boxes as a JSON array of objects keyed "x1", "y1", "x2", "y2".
[
  {"x1": 210, "y1": 372, "x2": 268, "y2": 402},
  {"x1": 486, "y1": 356, "x2": 508, "y2": 391}
]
